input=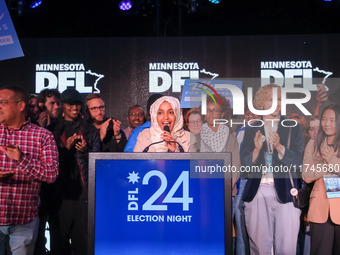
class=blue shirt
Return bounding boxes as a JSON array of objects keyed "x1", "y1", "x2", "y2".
[{"x1": 124, "y1": 121, "x2": 151, "y2": 152}]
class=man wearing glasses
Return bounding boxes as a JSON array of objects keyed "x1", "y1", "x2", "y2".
[
  {"x1": 123, "y1": 105, "x2": 145, "y2": 139},
  {"x1": 86, "y1": 94, "x2": 127, "y2": 152},
  {"x1": 0, "y1": 86, "x2": 59, "y2": 255}
]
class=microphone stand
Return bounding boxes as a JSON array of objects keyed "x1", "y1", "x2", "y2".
[
  {"x1": 143, "y1": 125, "x2": 184, "y2": 152},
  {"x1": 142, "y1": 140, "x2": 184, "y2": 152}
]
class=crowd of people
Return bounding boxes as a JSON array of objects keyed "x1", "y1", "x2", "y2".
[{"x1": 0, "y1": 83, "x2": 339, "y2": 255}]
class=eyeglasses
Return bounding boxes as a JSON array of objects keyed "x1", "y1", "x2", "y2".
[
  {"x1": 0, "y1": 100, "x2": 21, "y2": 107},
  {"x1": 189, "y1": 120, "x2": 202, "y2": 125},
  {"x1": 207, "y1": 109, "x2": 221, "y2": 115},
  {"x1": 88, "y1": 105, "x2": 105, "y2": 112},
  {"x1": 129, "y1": 113, "x2": 144, "y2": 118}
]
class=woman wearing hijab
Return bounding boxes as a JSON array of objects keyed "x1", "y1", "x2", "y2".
[{"x1": 134, "y1": 96, "x2": 192, "y2": 152}]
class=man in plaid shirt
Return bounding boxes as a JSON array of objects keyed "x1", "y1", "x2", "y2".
[{"x1": 0, "y1": 86, "x2": 59, "y2": 255}]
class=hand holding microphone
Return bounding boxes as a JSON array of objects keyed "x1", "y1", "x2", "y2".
[
  {"x1": 161, "y1": 125, "x2": 176, "y2": 152},
  {"x1": 142, "y1": 125, "x2": 185, "y2": 152}
]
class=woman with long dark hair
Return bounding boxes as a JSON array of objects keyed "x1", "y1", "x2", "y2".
[{"x1": 302, "y1": 104, "x2": 340, "y2": 255}]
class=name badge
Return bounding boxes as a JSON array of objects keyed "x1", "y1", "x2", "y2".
[
  {"x1": 324, "y1": 175, "x2": 340, "y2": 199},
  {"x1": 264, "y1": 152, "x2": 273, "y2": 174}
]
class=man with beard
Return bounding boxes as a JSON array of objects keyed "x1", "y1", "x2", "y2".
[
  {"x1": 124, "y1": 93, "x2": 163, "y2": 152},
  {"x1": 35, "y1": 90, "x2": 61, "y2": 254},
  {"x1": 86, "y1": 94, "x2": 126, "y2": 152},
  {"x1": 123, "y1": 105, "x2": 145, "y2": 139},
  {"x1": 37, "y1": 89, "x2": 61, "y2": 128}
]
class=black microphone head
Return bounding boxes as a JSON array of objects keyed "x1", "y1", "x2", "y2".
[{"x1": 164, "y1": 125, "x2": 170, "y2": 132}]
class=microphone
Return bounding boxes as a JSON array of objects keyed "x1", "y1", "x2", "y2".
[
  {"x1": 142, "y1": 126, "x2": 168, "y2": 152},
  {"x1": 163, "y1": 125, "x2": 184, "y2": 153},
  {"x1": 142, "y1": 125, "x2": 184, "y2": 152}
]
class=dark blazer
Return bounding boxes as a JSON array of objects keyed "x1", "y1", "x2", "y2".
[{"x1": 241, "y1": 117, "x2": 304, "y2": 203}]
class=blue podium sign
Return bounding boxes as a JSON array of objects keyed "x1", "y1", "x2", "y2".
[{"x1": 88, "y1": 153, "x2": 232, "y2": 255}]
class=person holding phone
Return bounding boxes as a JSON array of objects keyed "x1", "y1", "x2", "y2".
[
  {"x1": 313, "y1": 83, "x2": 328, "y2": 117},
  {"x1": 134, "y1": 96, "x2": 192, "y2": 152}
]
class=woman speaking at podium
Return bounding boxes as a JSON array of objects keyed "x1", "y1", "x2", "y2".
[{"x1": 134, "y1": 96, "x2": 193, "y2": 152}]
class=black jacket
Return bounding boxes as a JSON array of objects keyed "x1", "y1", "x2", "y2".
[
  {"x1": 241, "y1": 117, "x2": 304, "y2": 203},
  {"x1": 87, "y1": 117, "x2": 127, "y2": 152},
  {"x1": 48, "y1": 118, "x2": 101, "y2": 200}
]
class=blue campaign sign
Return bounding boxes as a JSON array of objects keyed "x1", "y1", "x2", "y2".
[
  {"x1": 0, "y1": 0, "x2": 24, "y2": 61},
  {"x1": 88, "y1": 153, "x2": 232, "y2": 255},
  {"x1": 180, "y1": 79, "x2": 243, "y2": 109}
]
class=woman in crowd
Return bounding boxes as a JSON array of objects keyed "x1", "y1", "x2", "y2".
[
  {"x1": 134, "y1": 96, "x2": 193, "y2": 152},
  {"x1": 303, "y1": 116, "x2": 320, "y2": 147},
  {"x1": 28, "y1": 93, "x2": 40, "y2": 123},
  {"x1": 200, "y1": 96, "x2": 234, "y2": 152},
  {"x1": 199, "y1": 95, "x2": 240, "y2": 194},
  {"x1": 184, "y1": 107, "x2": 203, "y2": 151},
  {"x1": 46, "y1": 89, "x2": 101, "y2": 255},
  {"x1": 302, "y1": 104, "x2": 340, "y2": 255},
  {"x1": 241, "y1": 84, "x2": 304, "y2": 255},
  {"x1": 297, "y1": 116, "x2": 320, "y2": 255}
]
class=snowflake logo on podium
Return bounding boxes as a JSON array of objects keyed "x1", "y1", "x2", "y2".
[{"x1": 127, "y1": 171, "x2": 140, "y2": 184}]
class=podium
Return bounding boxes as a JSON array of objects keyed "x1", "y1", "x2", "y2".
[{"x1": 88, "y1": 153, "x2": 232, "y2": 255}]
